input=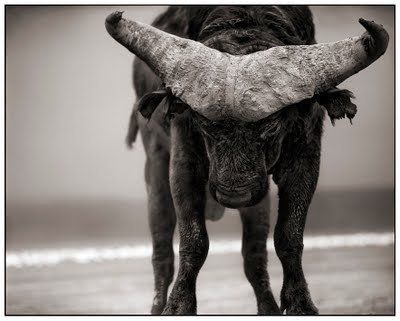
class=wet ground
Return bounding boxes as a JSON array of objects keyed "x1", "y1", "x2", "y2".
[{"x1": 5, "y1": 189, "x2": 395, "y2": 315}]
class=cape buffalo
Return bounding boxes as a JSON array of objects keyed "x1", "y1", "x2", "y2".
[{"x1": 105, "y1": 6, "x2": 388, "y2": 315}]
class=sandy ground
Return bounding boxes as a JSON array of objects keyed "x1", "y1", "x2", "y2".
[
  {"x1": 6, "y1": 190, "x2": 394, "y2": 315},
  {"x1": 6, "y1": 244, "x2": 394, "y2": 315}
]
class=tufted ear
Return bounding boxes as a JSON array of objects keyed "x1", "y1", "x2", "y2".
[
  {"x1": 126, "y1": 102, "x2": 139, "y2": 148},
  {"x1": 168, "y1": 99, "x2": 189, "y2": 116},
  {"x1": 137, "y1": 89, "x2": 189, "y2": 121},
  {"x1": 317, "y1": 88, "x2": 357, "y2": 125},
  {"x1": 137, "y1": 90, "x2": 168, "y2": 119},
  {"x1": 125, "y1": 90, "x2": 169, "y2": 148}
]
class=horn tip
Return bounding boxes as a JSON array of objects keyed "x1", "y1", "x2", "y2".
[
  {"x1": 106, "y1": 11, "x2": 124, "y2": 25},
  {"x1": 358, "y1": 17, "x2": 387, "y2": 34},
  {"x1": 358, "y1": 17, "x2": 389, "y2": 54},
  {"x1": 358, "y1": 17, "x2": 374, "y2": 29}
]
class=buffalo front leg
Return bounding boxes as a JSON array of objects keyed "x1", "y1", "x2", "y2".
[
  {"x1": 145, "y1": 148, "x2": 176, "y2": 314},
  {"x1": 162, "y1": 112, "x2": 209, "y2": 315},
  {"x1": 239, "y1": 193, "x2": 280, "y2": 315},
  {"x1": 273, "y1": 158, "x2": 319, "y2": 315}
]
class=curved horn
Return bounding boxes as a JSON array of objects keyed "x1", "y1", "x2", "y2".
[
  {"x1": 285, "y1": 17, "x2": 389, "y2": 93},
  {"x1": 242, "y1": 18, "x2": 389, "y2": 118},
  {"x1": 106, "y1": 13, "x2": 389, "y2": 122},
  {"x1": 105, "y1": 11, "x2": 228, "y2": 113}
]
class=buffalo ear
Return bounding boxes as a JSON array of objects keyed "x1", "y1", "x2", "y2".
[
  {"x1": 137, "y1": 90, "x2": 168, "y2": 119},
  {"x1": 168, "y1": 99, "x2": 189, "y2": 116},
  {"x1": 317, "y1": 88, "x2": 357, "y2": 125},
  {"x1": 137, "y1": 89, "x2": 189, "y2": 120},
  {"x1": 126, "y1": 103, "x2": 139, "y2": 148}
]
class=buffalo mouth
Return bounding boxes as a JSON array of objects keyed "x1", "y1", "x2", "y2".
[
  {"x1": 210, "y1": 182, "x2": 266, "y2": 209},
  {"x1": 215, "y1": 189, "x2": 252, "y2": 208}
]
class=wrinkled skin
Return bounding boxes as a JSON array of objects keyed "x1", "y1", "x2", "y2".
[
  {"x1": 195, "y1": 115, "x2": 273, "y2": 208},
  {"x1": 128, "y1": 6, "x2": 357, "y2": 315}
]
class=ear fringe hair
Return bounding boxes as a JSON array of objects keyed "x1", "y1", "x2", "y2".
[
  {"x1": 126, "y1": 102, "x2": 139, "y2": 149},
  {"x1": 317, "y1": 88, "x2": 357, "y2": 126},
  {"x1": 126, "y1": 90, "x2": 190, "y2": 148},
  {"x1": 126, "y1": 90, "x2": 167, "y2": 149}
]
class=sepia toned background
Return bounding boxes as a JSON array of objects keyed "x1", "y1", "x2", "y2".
[{"x1": 6, "y1": 6, "x2": 394, "y2": 315}]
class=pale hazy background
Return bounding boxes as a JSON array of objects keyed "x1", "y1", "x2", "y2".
[{"x1": 6, "y1": 6, "x2": 394, "y2": 202}]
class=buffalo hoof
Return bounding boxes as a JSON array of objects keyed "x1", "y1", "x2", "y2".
[
  {"x1": 162, "y1": 293, "x2": 196, "y2": 315},
  {"x1": 258, "y1": 303, "x2": 282, "y2": 315},
  {"x1": 257, "y1": 290, "x2": 282, "y2": 315},
  {"x1": 280, "y1": 286, "x2": 319, "y2": 315},
  {"x1": 284, "y1": 303, "x2": 318, "y2": 315},
  {"x1": 150, "y1": 297, "x2": 166, "y2": 315}
]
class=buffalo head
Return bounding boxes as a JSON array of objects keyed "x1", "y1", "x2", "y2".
[{"x1": 105, "y1": 11, "x2": 388, "y2": 208}]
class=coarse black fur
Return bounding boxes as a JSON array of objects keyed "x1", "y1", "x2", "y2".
[{"x1": 128, "y1": 6, "x2": 357, "y2": 315}]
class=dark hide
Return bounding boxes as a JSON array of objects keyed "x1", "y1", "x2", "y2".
[{"x1": 130, "y1": 5, "x2": 356, "y2": 315}]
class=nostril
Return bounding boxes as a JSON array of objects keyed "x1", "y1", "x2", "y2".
[
  {"x1": 217, "y1": 182, "x2": 256, "y2": 195},
  {"x1": 215, "y1": 189, "x2": 252, "y2": 208},
  {"x1": 217, "y1": 185, "x2": 251, "y2": 195},
  {"x1": 217, "y1": 184, "x2": 233, "y2": 194},
  {"x1": 234, "y1": 184, "x2": 255, "y2": 193}
]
